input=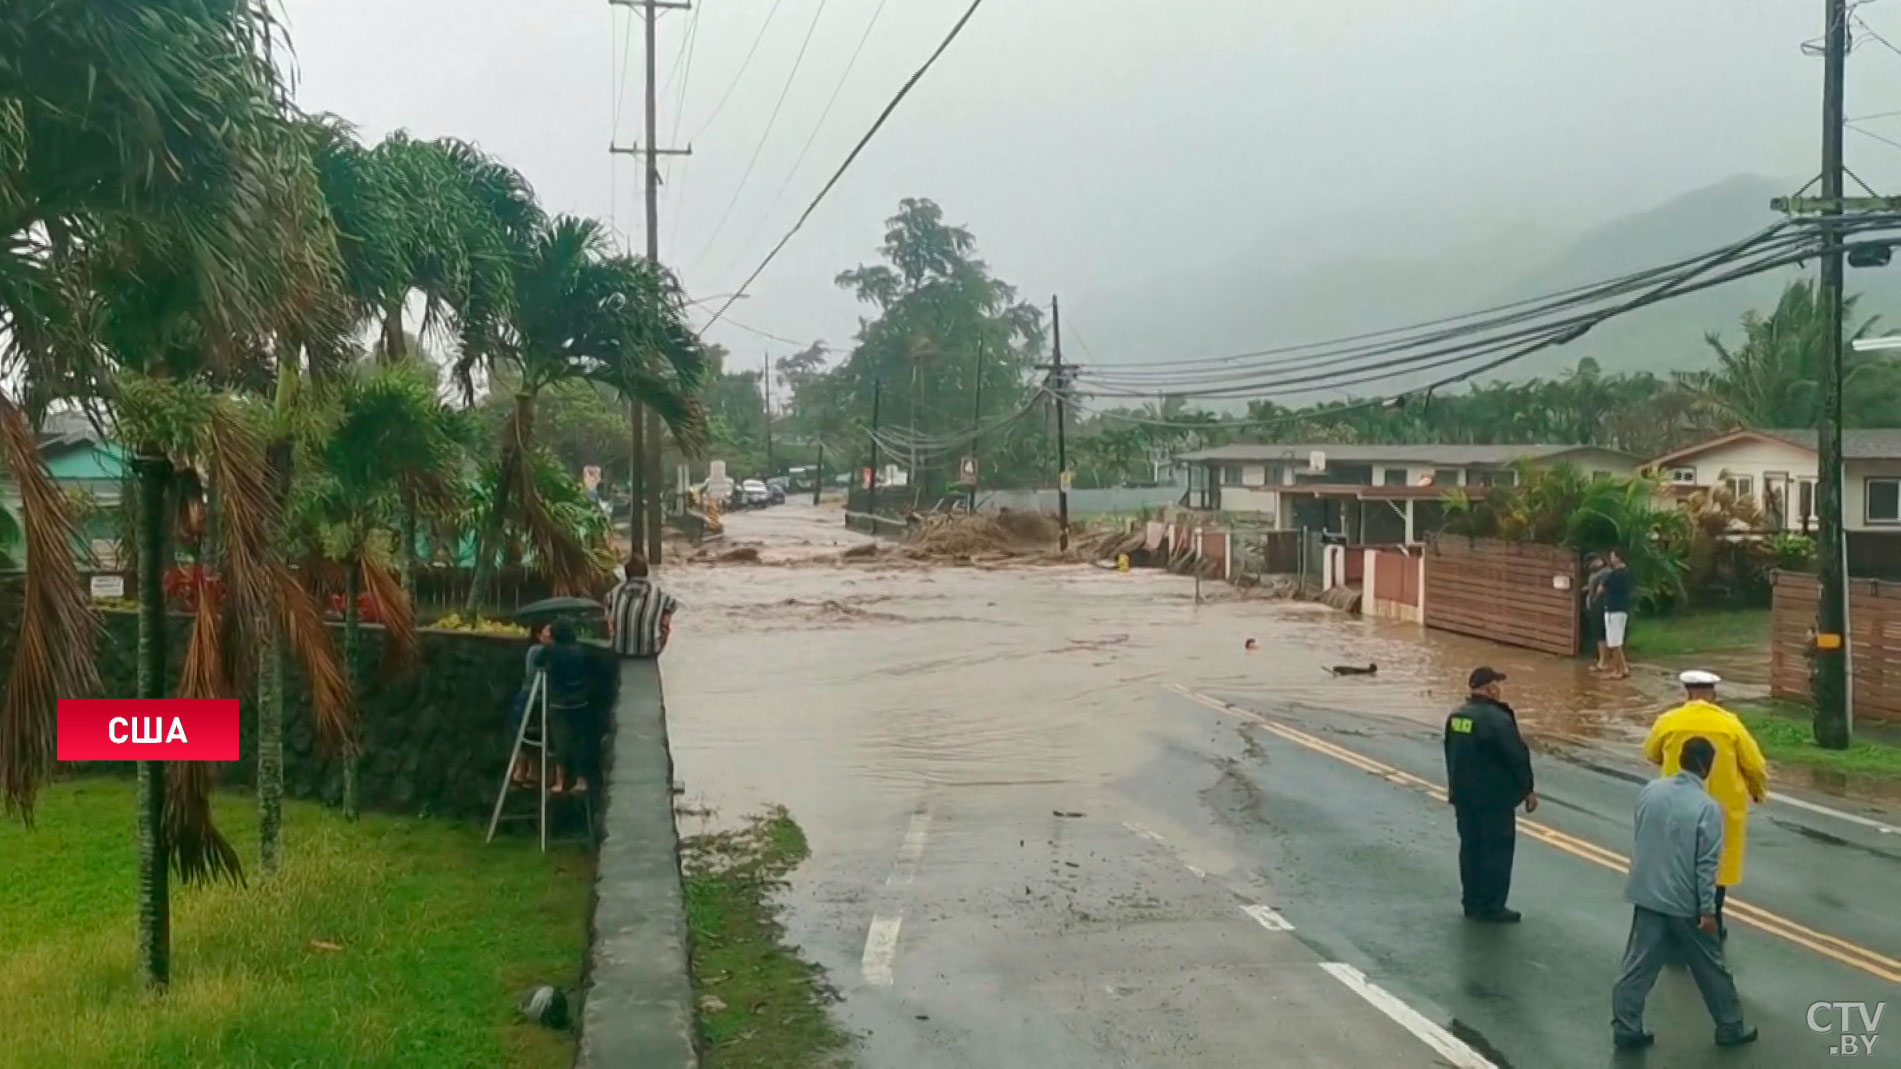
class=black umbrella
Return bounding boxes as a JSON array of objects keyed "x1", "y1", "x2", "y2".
[{"x1": 514, "y1": 596, "x2": 606, "y2": 626}]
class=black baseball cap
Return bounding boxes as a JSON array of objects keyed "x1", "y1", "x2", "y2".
[{"x1": 1469, "y1": 667, "x2": 1508, "y2": 689}]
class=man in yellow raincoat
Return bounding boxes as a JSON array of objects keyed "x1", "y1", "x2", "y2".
[{"x1": 1642, "y1": 670, "x2": 1769, "y2": 939}]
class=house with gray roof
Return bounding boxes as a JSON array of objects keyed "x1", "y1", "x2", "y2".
[
  {"x1": 1646, "y1": 428, "x2": 1901, "y2": 574},
  {"x1": 1172, "y1": 442, "x2": 1639, "y2": 544}
]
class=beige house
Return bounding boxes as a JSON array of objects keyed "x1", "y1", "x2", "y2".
[
  {"x1": 1174, "y1": 443, "x2": 1640, "y2": 545},
  {"x1": 1645, "y1": 429, "x2": 1901, "y2": 572}
]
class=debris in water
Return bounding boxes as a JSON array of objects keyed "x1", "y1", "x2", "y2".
[
  {"x1": 1052, "y1": 810, "x2": 1085, "y2": 818},
  {"x1": 1326, "y1": 663, "x2": 1378, "y2": 676},
  {"x1": 838, "y1": 541, "x2": 879, "y2": 561},
  {"x1": 1244, "y1": 638, "x2": 1259, "y2": 651},
  {"x1": 716, "y1": 546, "x2": 762, "y2": 564}
]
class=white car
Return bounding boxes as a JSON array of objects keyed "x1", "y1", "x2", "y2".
[{"x1": 739, "y1": 479, "x2": 770, "y2": 507}]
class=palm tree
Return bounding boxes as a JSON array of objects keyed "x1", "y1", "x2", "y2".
[
  {"x1": 291, "y1": 362, "x2": 466, "y2": 818},
  {"x1": 460, "y1": 217, "x2": 709, "y2": 613},
  {"x1": 1680, "y1": 281, "x2": 1876, "y2": 429}
]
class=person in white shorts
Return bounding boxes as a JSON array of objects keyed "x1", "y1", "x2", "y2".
[{"x1": 1601, "y1": 549, "x2": 1634, "y2": 680}]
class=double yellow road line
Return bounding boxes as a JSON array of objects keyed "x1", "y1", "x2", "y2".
[{"x1": 1168, "y1": 685, "x2": 1901, "y2": 985}]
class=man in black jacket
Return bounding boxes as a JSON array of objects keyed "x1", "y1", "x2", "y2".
[{"x1": 1444, "y1": 667, "x2": 1538, "y2": 922}]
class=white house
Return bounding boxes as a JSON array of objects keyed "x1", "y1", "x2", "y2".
[
  {"x1": 1645, "y1": 429, "x2": 1901, "y2": 572},
  {"x1": 1173, "y1": 442, "x2": 1640, "y2": 545}
]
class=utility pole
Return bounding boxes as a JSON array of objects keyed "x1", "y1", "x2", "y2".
[
  {"x1": 1814, "y1": 0, "x2": 1853, "y2": 748},
  {"x1": 1050, "y1": 295, "x2": 1070, "y2": 551},
  {"x1": 867, "y1": 379, "x2": 882, "y2": 517},
  {"x1": 609, "y1": 0, "x2": 691, "y2": 564},
  {"x1": 763, "y1": 352, "x2": 775, "y2": 476},
  {"x1": 967, "y1": 340, "x2": 984, "y2": 513},
  {"x1": 812, "y1": 440, "x2": 824, "y2": 507}
]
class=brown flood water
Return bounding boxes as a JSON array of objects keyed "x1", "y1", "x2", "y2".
[{"x1": 654, "y1": 505, "x2": 1866, "y2": 816}]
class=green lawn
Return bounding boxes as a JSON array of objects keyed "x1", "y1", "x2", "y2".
[
  {"x1": 685, "y1": 808, "x2": 850, "y2": 1068},
  {"x1": 0, "y1": 779, "x2": 590, "y2": 1069},
  {"x1": 1625, "y1": 608, "x2": 1770, "y2": 659},
  {"x1": 1733, "y1": 701, "x2": 1901, "y2": 784}
]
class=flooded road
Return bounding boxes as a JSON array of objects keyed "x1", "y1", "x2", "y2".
[{"x1": 657, "y1": 504, "x2": 1901, "y2": 1067}]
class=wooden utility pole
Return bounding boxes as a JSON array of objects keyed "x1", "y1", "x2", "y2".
[
  {"x1": 868, "y1": 379, "x2": 882, "y2": 517},
  {"x1": 1050, "y1": 295, "x2": 1070, "y2": 551},
  {"x1": 610, "y1": 0, "x2": 691, "y2": 563},
  {"x1": 967, "y1": 339, "x2": 984, "y2": 513},
  {"x1": 1815, "y1": 0, "x2": 1852, "y2": 747},
  {"x1": 812, "y1": 441, "x2": 824, "y2": 507},
  {"x1": 763, "y1": 351, "x2": 775, "y2": 476}
]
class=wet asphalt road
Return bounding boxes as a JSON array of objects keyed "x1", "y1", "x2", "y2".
[{"x1": 660, "y1": 504, "x2": 1901, "y2": 1067}]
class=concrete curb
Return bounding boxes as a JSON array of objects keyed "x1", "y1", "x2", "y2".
[{"x1": 576, "y1": 659, "x2": 697, "y2": 1068}]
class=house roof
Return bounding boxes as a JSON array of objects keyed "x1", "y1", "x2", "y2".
[
  {"x1": 1647, "y1": 428, "x2": 1901, "y2": 467},
  {"x1": 1173, "y1": 442, "x2": 1635, "y2": 466}
]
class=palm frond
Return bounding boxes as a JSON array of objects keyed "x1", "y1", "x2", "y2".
[
  {"x1": 166, "y1": 576, "x2": 242, "y2": 886},
  {"x1": 277, "y1": 567, "x2": 353, "y2": 752},
  {"x1": 0, "y1": 394, "x2": 102, "y2": 820},
  {"x1": 358, "y1": 552, "x2": 417, "y2": 670}
]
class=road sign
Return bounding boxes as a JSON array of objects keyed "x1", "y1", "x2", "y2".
[
  {"x1": 89, "y1": 574, "x2": 125, "y2": 600},
  {"x1": 958, "y1": 456, "x2": 978, "y2": 486}
]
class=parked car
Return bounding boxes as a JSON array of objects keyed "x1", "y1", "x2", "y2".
[{"x1": 739, "y1": 479, "x2": 771, "y2": 507}]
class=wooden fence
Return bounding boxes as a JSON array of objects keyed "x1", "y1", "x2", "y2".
[
  {"x1": 1423, "y1": 538, "x2": 1581, "y2": 656},
  {"x1": 1769, "y1": 571, "x2": 1901, "y2": 722}
]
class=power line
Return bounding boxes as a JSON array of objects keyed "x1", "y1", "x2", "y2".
[
  {"x1": 1074, "y1": 226, "x2": 1810, "y2": 396},
  {"x1": 1063, "y1": 228, "x2": 1839, "y2": 409},
  {"x1": 662, "y1": 2, "x2": 703, "y2": 249},
  {"x1": 724, "y1": 0, "x2": 894, "y2": 275},
  {"x1": 702, "y1": 0, "x2": 993, "y2": 331},
  {"x1": 691, "y1": 0, "x2": 834, "y2": 270},
  {"x1": 1068, "y1": 224, "x2": 1803, "y2": 380},
  {"x1": 688, "y1": 0, "x2": 789, "y2": 142}
]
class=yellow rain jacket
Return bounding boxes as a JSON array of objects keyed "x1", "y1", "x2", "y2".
[{"x1": 1642, "y1": 700, "x2": 1769, "y2": 887}]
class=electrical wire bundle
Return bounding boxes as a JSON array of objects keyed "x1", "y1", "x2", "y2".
[
  {"x1": 866, "y1": 393, "x2": 1045, "y2": 467},
  {"x1": 1066, "y1": 216, "x2": 1877, "y2": 424}
]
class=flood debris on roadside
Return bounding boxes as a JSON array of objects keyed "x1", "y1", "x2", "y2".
[
  {"x1": 834, "y1": 511, "x2": 1147, "y2": 567},
  {"x1": 682, "y1": 807, "x2": 849, "y2": 1068}
]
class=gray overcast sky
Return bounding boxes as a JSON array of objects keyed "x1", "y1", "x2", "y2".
[{"x1": 280, "y1": 0, "x2": 1901, "y2": 365}]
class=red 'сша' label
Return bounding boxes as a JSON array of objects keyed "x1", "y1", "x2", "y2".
[{"x1": 56, "y1": 699, "x2": 240, "y2": 761}]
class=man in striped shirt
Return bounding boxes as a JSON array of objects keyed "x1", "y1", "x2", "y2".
[{"x1": 606, "y1": 553, "x2": 678, "y2": 658}]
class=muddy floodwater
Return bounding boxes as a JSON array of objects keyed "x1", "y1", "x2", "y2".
[{"x1": 654, "y1": 504, "x2": 1901, "y2": 1068}]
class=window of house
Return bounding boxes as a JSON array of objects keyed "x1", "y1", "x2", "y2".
[
  {"x1": 1798, "y1": 479, "x2": 1817, "y2": 523},
  {"x1": 1433, "y1": 467, "x2": 1461, "y2": 487},
  {"x1": 1868, "y1": 478, "x2": 1901, "y2": 524},
  {"x1": 1667, "y1": 466, "x2": 1698, "y2": 485},
  {"x1": 1472, "y1": 469, "x2": 1518, "y2": 488},
  {"x1": 1723, "y1": 475, "x2": 1754, "y2": 501},
  {"x1": 1591, "y1": 470, "x2": 1613, "y2": 481},
  {"x1": 1383, "y1": 467, "x2": 1408, "y2": 486},
  {"x1": 1220, "y1": 464, "x2": 1244, "y2": 486}
]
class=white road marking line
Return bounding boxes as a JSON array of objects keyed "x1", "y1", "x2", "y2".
[
  {"x1": 1120, "y1": 819, "x2": 1168, "y2": 846},
  {"x1": 1242, "y1": 903, "x2": 1294, "y2": 931},
  {"x1": 861, "y1": 915, "x2": 903, "y2": 987},
  {"x1": 1319, "y1": 962, "x2": 1495, "y2": 1069},
  {"x1": 1772, "y1": 791, "x2": 1899, "y2": 834},
  {"x1": 863, "y1": 809, "x2": 931, "y2": 986},
  {"x1": 887, "y1": 811, "x2": 933, "y2": 887}
]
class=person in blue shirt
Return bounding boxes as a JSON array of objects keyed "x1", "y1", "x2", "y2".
[
  {"x1": 1600, "y1": 549, "x2": 1635, "y2": 680},
  {"x1": 1610, "y1": 736, "x2": 1757, "y2": 1050}
]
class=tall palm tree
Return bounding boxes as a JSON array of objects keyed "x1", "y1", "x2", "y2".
[
  {"x1": 460, "y1": 216, "x2": 709, "y2": 613},
  {"x1": 1680, "y1": 281, "x2": 1876, "y2": 429}
]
